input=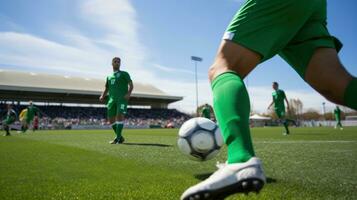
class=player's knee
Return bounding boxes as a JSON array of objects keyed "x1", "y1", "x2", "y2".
[
  {"x1": 208, "y1": 61, "x2": 228, "y2": 82},
  {"x1": 208, "y1": 65, "x2": 217, "y2": 82}
]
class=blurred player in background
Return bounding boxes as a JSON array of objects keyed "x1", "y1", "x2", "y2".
[
  {"x1": 22, "y1": 101, "x2": 39, "y2": 133},
  {"x1": 334, "y1": 105, "x2": 343, "y2": 130},
  {"x1": 100, "y1": 57, "x2": 133, "y2": 144},
  {"x1": 19, "y1": 107, "x2": 28, "y2": 132},
  {"x1": 1, "y1": 104, "x2": 17, "y2": 136},
  {"x1": 181, "y1": 0, "x2": 357, "y2": 199},
  {"x1": 268, "y1": 82, "x2": 296, "y2": 135},
  {"x1": 33, "y1": 116, "x2": 39, "y2": 132},
  {"x1": 200, "y1": 104, "x2": 212, "y2": 119}
]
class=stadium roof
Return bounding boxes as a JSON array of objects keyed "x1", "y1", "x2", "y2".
[{"x1": 0, "y1": 70, "x2": 182, "y2": 107}]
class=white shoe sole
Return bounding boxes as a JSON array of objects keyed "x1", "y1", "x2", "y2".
[{"x1": 182, "y1": 178, "x2": 264, "y2": 200}]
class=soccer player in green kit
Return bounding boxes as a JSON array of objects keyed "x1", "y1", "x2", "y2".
[
  {"x1": 100, "y1": 57, "x2": 133, "y2": 144},
  {"x1": 334, "y1": 105, "x2": 343, "y2": 130},
  {"x1": 201, "y1": 104, "x2": 212, "y2": 119},
  {"x1": 22, "y1": 101, "x2": 39, "y2": 133},
  {"x1": 181, "y1": 0, "x2": 357, "y2": 199},
  {"x1": 268, "y1": 82, "x2": 295, "y2": 135},
  {"x1": 2, "y1": 104, "x2": 17, "y2": 136}
]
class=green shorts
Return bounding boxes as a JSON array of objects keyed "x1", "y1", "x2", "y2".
[
  {"x1": 224, "y1": 0, "x2": 342, "y2": 79},
  {"x1": 107, "y1": 98, "x2": 128, "y2": 118},
  {"x1": 275, "y1": 109, "x2": 286, "y2": 119}
]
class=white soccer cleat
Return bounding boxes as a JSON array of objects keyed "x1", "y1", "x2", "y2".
[{"x1": 181, "y1": 157, "x2": 266, "y2": 200}]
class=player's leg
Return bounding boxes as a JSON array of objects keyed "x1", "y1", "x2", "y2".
[
  {"x1": 114, "y1": 100, "x2": 127, "y2": 144},
  {"x1": 337, "y1": 118, "x2": 343, "y2": 129},
  {"x1": 2, "y1": 120, "x2": 10, "y2": 136},
  {"x1": 279, "y1": 0, "x2": 356, "y2": 111},
  {"x1": 20, "y1": 121, "x2": 26, "y2": 132},
  {"x1": 283, "y1": 120, "x2": 289, "y2": 135},
  {"x1": 108, "y1": 116, "x2": 118, "y2": 144},
  {"x1": 115, "y1": 114, "x2": 125, "y2": 143},
  {"x1": 277, "y1": 111, "x2": 289, "y2": 135},
  {"x1": 181, "y1": 0, "x2": 315, "y2": 199},
  {"x1": 107, "y1": 99, "x2": 119, "y2": 144},
  {"x1": 4, "y1": 125, "x2": 10, "y2": 136},
  {"x1": 305, "y1": 48, "x2": 356, "y2": 109},
  {"x1": 210, "y1": 40, "x2": 261, "y2": 162},
  {"x1": 23, "y1": 118, "x2": 31, "y2": 133},
  {"x1": 181, "y1": 39, "x2": 265, "y2": 200}
]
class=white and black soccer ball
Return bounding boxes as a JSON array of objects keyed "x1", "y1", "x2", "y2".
[{"x1": 178, "y1": 117, "x2": 223, "y2": 161}]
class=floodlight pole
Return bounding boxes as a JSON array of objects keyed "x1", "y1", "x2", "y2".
[
  {"x1": 191, "y1": 56, "x2": 203, "y2": 116},
  {"x1": 322, "y1": 102, "x2": 326, "y2": 121}
]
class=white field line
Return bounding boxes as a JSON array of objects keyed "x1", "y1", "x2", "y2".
[{"x1": 256, "y1": 140, "x2": 357, "y2": 144}]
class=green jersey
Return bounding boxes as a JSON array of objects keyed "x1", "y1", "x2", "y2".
[
  {"x1": 201, "y1": 106, "x2": 211, "y2": 119},
  {"x1": 27, "y1": 105, "x2": 38, "y2": 118},
  {"x1": 106, "y1": 71, "x2": 132, "y2": 100},
  {"x1": 272, "y1": 89, "x2": 286, "y2": 111},
  {"x1": 334, "y1": 107, "x2": 341, "y2": 120}
]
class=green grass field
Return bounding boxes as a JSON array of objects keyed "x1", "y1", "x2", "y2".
[{"x1": 1, "y1": 127, "x2": 356, "y2": 200}]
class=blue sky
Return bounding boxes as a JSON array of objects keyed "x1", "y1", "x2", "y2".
[{"x1": 0, "y1": 0, "x2": 356, "y2": 113}]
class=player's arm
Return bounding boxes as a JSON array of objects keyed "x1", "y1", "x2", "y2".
[
  {"x1": 124, "y1": 81, "x2": 134, "y2": 101},
  {"x1": 267, "y1": 98, "x2": 274, "y2": 110},
  {"x1": 284, "y1": 93, "x2": 290, "y2": 111},
  {"x1": 100, "y1": 79, "x2": 109, "y2": 102}
]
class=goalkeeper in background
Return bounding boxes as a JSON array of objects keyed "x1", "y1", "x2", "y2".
[{"x1": 2, "y1": 104, "x2": 17, "y2": 136}]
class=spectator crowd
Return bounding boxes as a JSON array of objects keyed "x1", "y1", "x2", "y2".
[{"x1": 0, "y1": 104, "x2": 190, "y2": 129}]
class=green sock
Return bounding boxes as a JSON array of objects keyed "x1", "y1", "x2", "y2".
[
  {"x1": 344, "y1": 78, "x2": 357, "y2": 110},
  {"x1": 212, "y1": 72, "x2": 255, "y2": 164},
  {"x1": 115, "y1": 122, "x2": 124, "y2": 140}
]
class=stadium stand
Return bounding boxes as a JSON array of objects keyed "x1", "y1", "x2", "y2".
[{"x1": 0, "y1": 70, "x2": 189, "y2": 129}]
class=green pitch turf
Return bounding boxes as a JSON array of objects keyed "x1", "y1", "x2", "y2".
[{"x1": 0, "y1": 127, "x2": 356, "y2": 200}]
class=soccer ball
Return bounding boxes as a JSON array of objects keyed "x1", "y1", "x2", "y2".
[{"x1": 178, "y1": 117, "x2": 223, "y2": 161}]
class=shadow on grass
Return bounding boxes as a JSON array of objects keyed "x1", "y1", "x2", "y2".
[
  {"x1": 194, "y1": 172, "x2": 277, "y2": 184},
  {"x1": 122, "y1": 143, "x2": 172, "y2": 147}
]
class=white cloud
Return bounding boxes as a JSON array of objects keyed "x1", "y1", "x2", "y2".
[
  {"x1": 152, "y1": 64, "x2": 196, "y2": 75},
  {"x1": 0, "y1": 32, "x2": 105, "y2": 75}
]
